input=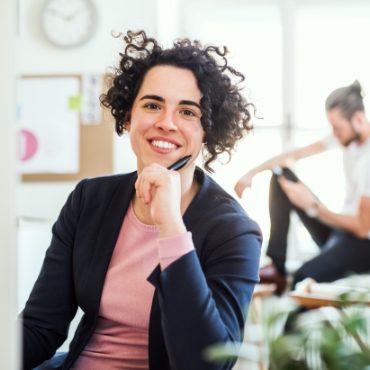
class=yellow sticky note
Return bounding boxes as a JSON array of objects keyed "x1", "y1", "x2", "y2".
[{"x1": 68, "y1": 96, "x2": 82, "y2": 110}]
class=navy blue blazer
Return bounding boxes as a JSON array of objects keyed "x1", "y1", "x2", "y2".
[{"x1": 22, "y1": 168, "x2": 262, "y2": 370}]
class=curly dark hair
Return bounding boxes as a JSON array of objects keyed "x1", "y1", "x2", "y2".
[{"x1": 100, "y1": 30, "x2": 254, "y2": 172}]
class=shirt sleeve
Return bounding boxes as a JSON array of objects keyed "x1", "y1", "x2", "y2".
[
  {"x1": 322, "y1": 133, "x2": 340, "y2": 149},
  {"x1": 362, "y1": 158, "x2": 370, "y2": 197},
  {"x1": 157, "y1": 231, "x2": 194, "y2": 270}
]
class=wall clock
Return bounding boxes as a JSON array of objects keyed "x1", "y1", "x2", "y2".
[{"x1": 41, "y1": 0, "x2": 98, "y2": 48}]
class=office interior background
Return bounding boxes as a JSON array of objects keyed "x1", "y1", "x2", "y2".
[{"x1": 2, "y1": 0, "x2": 370, "y2": 367}]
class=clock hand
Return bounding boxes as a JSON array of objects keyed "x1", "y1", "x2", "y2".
[
  {"x1": 45, "y1": 8, "x2": 72, "y2": 21},
  {"x1": 65, "y1": 6, "x2": 91, "y2": 22}
]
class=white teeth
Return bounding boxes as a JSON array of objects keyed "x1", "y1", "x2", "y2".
[{"x1": 151, "y1": 140, "x2": 177, "y2": 149}]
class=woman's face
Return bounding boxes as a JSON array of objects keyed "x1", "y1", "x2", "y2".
[{"x1": 128, "y1": 65, "x2": 205, "y2": 173}]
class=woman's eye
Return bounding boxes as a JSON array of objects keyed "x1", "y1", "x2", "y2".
[
  {"x1": 144, "y1": 103, "x2": 160, "y2": 110},
  {"x1": 180, "y1": 109, "x2": 196, "y2": 117}
]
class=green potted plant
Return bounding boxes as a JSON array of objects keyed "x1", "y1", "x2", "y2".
[{"x1": 205, "y1": 295, "x2": 370, "y2": 370}]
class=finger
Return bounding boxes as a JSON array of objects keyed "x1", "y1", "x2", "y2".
[
  {"x1": 135, "y1": 178, "x2": 142, "y2": 199},
  {"x1": 278, "y1": 177, "x2": 294, "y2": 195},
  {"x1": 140, "y1": 167, "x2": 165, "y2": 204},
  {"x1": 234, "y1": 183, "x2": 242, "y2": 198},
  {"x1": 277, "y1": 176, "x2": 287, "y2": 187},
  {"x1": 236, "y1": 183, "x2": 249, "y2": 198},
  {"x1": 141, "y1": 177, "x2": 153, "y2": 204},
  {"x1": 278, "y1": 176, "x2": 296, "y2": 188},
  {"x1": 135, "y1": 165, "x2": 157, "y2": 200},
  {"x1": 135, "y1": 172, "x2": 149, "y2": 200}
]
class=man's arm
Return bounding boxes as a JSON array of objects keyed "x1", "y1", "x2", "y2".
[
  {"x1": 279, "y1": 176, "x2": 370, "y2": 239},
  {"x1": 234, "y1": 140, "x2": 328, "y2": 198},
  {"x1": 315, "y1": 196, "x2": 370, "y2": 238}
]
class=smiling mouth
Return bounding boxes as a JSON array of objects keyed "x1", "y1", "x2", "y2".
[{"x1": 150, "y1": 139, "x2": 179, "y2": 150}]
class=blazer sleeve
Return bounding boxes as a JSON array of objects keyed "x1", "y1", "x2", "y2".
[
  {"x1": 21, "y1": 180, "x2": 85, "y2": 369},
  {"x1": 148, "y1": 209, "x2": 262, "y2": 370}
]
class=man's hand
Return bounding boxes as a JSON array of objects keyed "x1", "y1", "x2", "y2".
[
  {"x1": 278, "y1": 177, "x2": 318, "y2": 210},
  {"x1": 234, "y1": 170, "x2": 255, "y2": 198}
]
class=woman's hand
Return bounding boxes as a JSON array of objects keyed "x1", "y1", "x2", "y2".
[
  {"x1": 234, "y1": 170, "x2": 255, "y2": 198},
  {"x1": 135, "y1": 163, "x2": 186, "y2": 237}
]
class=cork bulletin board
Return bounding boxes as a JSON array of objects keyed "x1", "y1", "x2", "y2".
[{"x1": 19, "y1": 75, "x2": 114, "y2": 182}]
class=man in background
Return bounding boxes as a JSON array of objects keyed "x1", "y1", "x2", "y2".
[{"x1": 235, "y1": 80, "x2": 370, "y2": 294}]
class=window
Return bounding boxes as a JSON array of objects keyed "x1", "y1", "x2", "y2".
[
  {"x1": 181, "y1": 0, "x2": 370, "y2": 264},
  {"x1": 182, "y1": 0, "x2": 283, "y2": 257}
]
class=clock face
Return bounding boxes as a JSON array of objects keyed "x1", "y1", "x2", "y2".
[{"x1": 41, "y1": 0, "x2": 98, "y2": 48}]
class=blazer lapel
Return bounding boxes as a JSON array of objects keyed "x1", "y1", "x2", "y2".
[{"x1": 85, "y1": 173, "x2": 137, "y2": 313}]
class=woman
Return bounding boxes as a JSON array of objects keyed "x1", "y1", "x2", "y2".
[{"x1": 22, "y1": 30, "x2": 261, "y2": 370}]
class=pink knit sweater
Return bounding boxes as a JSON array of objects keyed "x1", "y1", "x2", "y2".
[{"x1": 72, "y1": 203, "x2": 194, "y2": 369}]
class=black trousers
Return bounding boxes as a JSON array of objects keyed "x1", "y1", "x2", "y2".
[{"x1": 266, "y1": 168, "x2": 370, "y2": 287}]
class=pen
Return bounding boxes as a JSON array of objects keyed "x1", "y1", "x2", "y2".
[{"x1": 167, "y1": 155, "x2": 192, "y2": 171}]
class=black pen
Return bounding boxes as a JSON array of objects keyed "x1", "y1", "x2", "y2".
[{"x1": 167, "y1": 155, "x2": 192, "y2": 171}]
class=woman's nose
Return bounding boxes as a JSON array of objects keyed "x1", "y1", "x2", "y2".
[{"x1": 154, "y1": 112, "x2": 177, "y2": 131}]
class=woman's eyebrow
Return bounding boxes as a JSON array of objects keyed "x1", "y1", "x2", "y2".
[
  {"x1": 179, "y1": 100, "x2": 201, "y2": 110},
  {"x1": 139, "y1": 94, "x2": 164, "y2": 102},
  {"x1": 139, "y1": 95, "x2": 201, "y2": 110}
]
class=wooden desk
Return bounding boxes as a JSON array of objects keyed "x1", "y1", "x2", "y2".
[
  {"x1": 290, "y1": 291, "x2": 370, "y2": 309},
  {"x1": 253, "y1": 283, "x2": 277, "y2": 298}
]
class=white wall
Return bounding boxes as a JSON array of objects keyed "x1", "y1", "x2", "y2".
[
  {"x1": 20, "y1": 0, "x2": 158, "y2": 74},
  {"x1": 0, "y1": 0, "x2": 19, "y2": 368}
]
